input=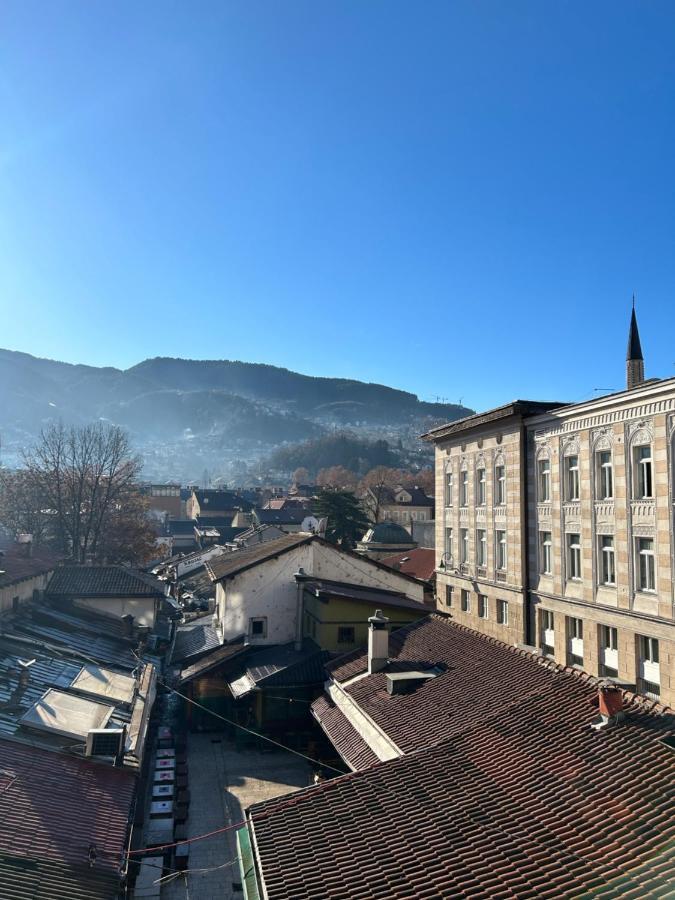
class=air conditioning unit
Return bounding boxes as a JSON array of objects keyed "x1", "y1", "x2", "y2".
[{"x1": 85, "y1": 728, "x2": 126, "y2": 759}]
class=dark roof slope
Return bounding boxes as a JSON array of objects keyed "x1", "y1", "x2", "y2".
[
  {"x1": 194, "y1": 489, "x2": 252, "y2": 511},
  {"x1": 171, "y1": 616, "x2": 221, "y2": 664},
  {"x1": 0, "y1": 546, "x2": 62, "y2": 590},
  {"x1": 0, "y1": 738, "x2": 135, "y2": 900},
  {"x1": 254, "y1": 507, "x2": 309, "y2": 525},
  {"x1": 421, "y1": 399, "x2": 567, "y2": 441},
  {"x1": 47, "y1": 566, "x2": 165, "y2": 598},
  {"x1": 250, "y1": 617, "x2": 675, "y2": 899},
  {"x1": 206, "y1": 534, "x2": 313, "y2": 582},
  {"x1": 302, "y1": 578, "x2": 428, "y2": 613}
]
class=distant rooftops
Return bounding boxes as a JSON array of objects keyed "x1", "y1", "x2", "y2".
[{"x1": 47, "y1": 565, "x2": 165, "y2": 598}]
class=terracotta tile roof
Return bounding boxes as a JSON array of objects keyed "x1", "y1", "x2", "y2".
[
  {"x1": 249, "y1": 617, "x2": 675, "y2": 899},
  {"x1": 0, "y1": 738, "x2": 135, "y2": 900},
  {"x1": 379, "y1": 548, "x2": 436, "y2": 582},
  {"x1": 47, "y1": 566, "x2": 165, "y2": 598},
  {"x1": 311, "y1": 695, "x2": 380, "y2": 771}
]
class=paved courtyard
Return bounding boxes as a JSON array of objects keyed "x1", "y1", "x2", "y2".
[{"x1": 161, "y1": 732, "x2": 311, "y2": 900}]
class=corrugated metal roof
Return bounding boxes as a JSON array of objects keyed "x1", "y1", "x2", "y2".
[{"x1": 0, "y1": 738, "x2": 134, "y2": 900}]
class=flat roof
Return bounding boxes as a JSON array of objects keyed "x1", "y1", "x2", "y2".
[
  {"x1": 20, "y1": 689, "x2": 114, "y2": 741},
  {"x1": 70, "y1": 664, "x2": 136, "y2": 705}
]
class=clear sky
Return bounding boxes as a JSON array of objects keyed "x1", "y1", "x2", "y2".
[{"x1": 1, "y1": 1, "x2": 674, "y2": 411}]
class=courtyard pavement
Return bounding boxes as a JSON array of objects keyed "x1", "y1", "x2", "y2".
[{"x1": 161, "y1": 732, "x2": 311, "y2": 900}]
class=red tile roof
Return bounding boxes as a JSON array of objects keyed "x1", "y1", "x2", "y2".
[
  {"x1": 0, "y1": 738, "x2": 135, "y2": 899},
  {"x1": 0, "y1": 545, "x2": 62, "y2": 590},
  {"x1": 311, "y1": 695, "x2": 380, "y2": 772},
  {"x1": 247, "y1": 616, "x2": 675, "y2": 899},
  {"x1": 379, "y1": 548, "x2": 436, "y2": 582}
]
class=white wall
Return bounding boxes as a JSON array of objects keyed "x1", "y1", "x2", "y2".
[
  {"x1": 216, "y1": 539, "x2": 425, "y2": 644},
  {"x1": 218, "y1": 543, "x2": 313, "y2": 644},
  {"x1": 0, "y1": 571, "x2": 52, "y2": 614},
  {"x1": 74, "y1": 596, "x2": 157, "y2": 627}
]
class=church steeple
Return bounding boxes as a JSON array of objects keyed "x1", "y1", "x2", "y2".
[{"x1": 626, "y1": 297, "x2": 644, "y2": 390}]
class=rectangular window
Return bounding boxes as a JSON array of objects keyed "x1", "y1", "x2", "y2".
[
  {"x1": 637, "y1": 538, "x2": 655, "y2": 592},
  {"x1": 496, "y1": 599, "x2": 508, "y2": 625},
  {"x1": 541, "y1": 609, "x2": 555, "y2": 656},
  {"x1": 444, "y1": 527, "x2": 453, "y2": 562},
  {"x1": 460, "y1": 470, "x2": 468, "y2": 507},
  {"x1": 445, "y1": 585, "x2": 453, "y2": 607},
  {"x1": 538, "y1": 458, "x2": 551, "y2": 502},
  {"x1": 567, "y1": 616, "x2": 584, "y2": 667},
  {"x1": 565, "y1": 455, "x2": 580, "y2": 501},
  {"x1": 496, "y1": 530, "x2": 507, "y2": 571},
  {"x1": 476, "y1": 529, "x2": 487, "y2": 566},
  {"x1": 249, "y1": 617, "x2": 267, "y2": 638},
  {"x1": 478, "y1": 595, "x2": 488, "y2": 619},
  {"x1": 600, "y1": 625, "x2": 618, "y2": 678},
  {"x1": 460, "y1": 528, "x2": 469, "y2": 564},
  {"x1": 566, "y1": 533, "x2": 581, "y2": 580},
  {"x1": 460, "y1": 589, "x2": 470, "y2": 613},
  {"x1": 495, "y1": 465, "x2": 506, "y2": 505},
  {"x1": 445, "y1": 470, "x2": 453, "y2": 507},
  {"x1": 337, "y1": 626, "x2": 355, "y2": 644},
  {"x1": 599, "y1": 536, "x2": 616, "y2": 586},
  {"x1": 539, "y1": 532, "x2": 552, "y2": 575},
  {"x1": 597, "y1": 451, "x2": 613, "y2": 500},
  {"x1": 638, "y1": 635, "x2": 660, "y2": 699},
  {"x1": 476, "y1": 468, "x2": 486, "y2": 506},
  {"x1": 635, "y1": 445, "x2": 653, "y2": 499}
]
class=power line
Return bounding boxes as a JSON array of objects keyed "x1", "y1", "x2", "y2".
[{"x1": 156, "y1": 677, "x2": 346, "y2": 776}]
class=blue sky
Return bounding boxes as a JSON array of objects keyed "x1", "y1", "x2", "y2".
[{"x1": 1, "y1": 1, "x2": 674, "y2": 411}]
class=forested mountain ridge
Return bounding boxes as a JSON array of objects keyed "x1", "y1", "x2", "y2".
[{"x1": 0, "y1": 349, "x2": 473, "y2": 478}]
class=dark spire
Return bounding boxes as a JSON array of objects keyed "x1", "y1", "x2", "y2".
[{"x1": 626, "y1": 297, "x2": 643, "y2": 361}]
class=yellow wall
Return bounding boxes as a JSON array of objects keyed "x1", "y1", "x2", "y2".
[{"x1": 302, "y1": 592, "x2": 426, "y2": 652}]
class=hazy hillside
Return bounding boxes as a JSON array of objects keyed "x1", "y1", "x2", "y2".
[{"x1": 0, "y1": 349, "x2": 473, "y2": 479}]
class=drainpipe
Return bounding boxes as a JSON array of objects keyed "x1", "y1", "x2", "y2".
[{"x1": 294, "y1": 567, "x2": 306, "y2": 650}]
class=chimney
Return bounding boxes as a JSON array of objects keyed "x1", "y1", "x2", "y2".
[
  {"x1": 368, "y1": 609, "x2": 390, "y2": 674},
  {"x1": 626, "y1": 300, "x2": 645, "y2": 391},
  {"x1": 17, "y1": 534, "x2": 33, "y2": 558},
  {"x1": 591, "y1": 682, "x2": 624, "y2": 730}
]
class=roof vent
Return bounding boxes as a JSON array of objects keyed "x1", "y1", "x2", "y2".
[
  {"x1": 85, "y1": 727, "x2": 126, "y2": 760},
  {"x1": 386, "y1": 669, "x2": 440, "y2": 695}
]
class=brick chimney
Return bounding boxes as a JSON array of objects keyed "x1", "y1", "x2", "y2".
[
  {"x1": 591, "y1": 682, "x2": 624, "y2": 730},
  {"x1": 368, "y1": 610, "x2": 390, "y2": 674}
]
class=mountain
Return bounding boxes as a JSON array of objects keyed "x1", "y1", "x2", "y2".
[{"x1": 0, "y1": 349, "x2": 473, "y2": 480}]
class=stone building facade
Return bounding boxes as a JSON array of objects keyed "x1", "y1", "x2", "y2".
[
  {"x1": 425, "y1": 401, "x2": 561, "y2": 646},
  {"x1": 424, "y1": 309, "x2": 675, "y2": 707}
]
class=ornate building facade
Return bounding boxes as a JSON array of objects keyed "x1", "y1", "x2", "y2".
[{"x1": 425, "y1": 308, "x2": 675, "y2": 706}]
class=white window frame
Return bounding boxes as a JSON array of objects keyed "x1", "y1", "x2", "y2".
[
  {"x1": 445, "y1": 470, "x2": 453, "y2": 507},
  {"x1": 541, "y1": 609, "x2": 555, "y2": 655},
  {"x1": 460, "y1": 528, "x2": 469, "y2": 564},
  {"x1": 565, "y1": 454, "x2": 580, "y2": 501},
  {"x1": 600, "y1": 625, "x2": 618, "y2": 677},
  {"x1": 460, "y1": 469, "x2": 469, "y2": 507},
  {"x1": 566, "y1": 533, "x2": 582, "y2": 581},
  {"x1": 478, "y1": 594, "x2": 488, "y2": 619},
  {"x1": 636, "y1": 537, "x2": 656, "y2": 592},
  {"x1": 537, "y1": 458, "x2": 551, "y2": 502},
  {"x1": 444, "y1": 527, "x2": 453, "y2": 563},
  {"x1": 599, "y1": 535, "x2": 616, "y2": 586},
  {"x1": 496, "y1": 530, "x2": 507, "y2": 571},
  {"x1": 496, "y1": 599, "x2": 508, "y2": 626},
  {"x1": 597, "y1": 450, "x2": 613, "y2": 500},
  {"x1": 634, "y1": 445, "x2": 653, "y2": 499},
  {"x1": 476, "y1": 467, "x2": 486, "y2": 506},
  {"x1": 460, "y1": 589, "x2": 470, "y2": 612},
  {"x1": 476, "y1": 529, "x2": 487, "y2": 566},
  {"x1": 638, "y1": 635, "x2": 660, "y2": 699},
  {"x1": 495, "y1": 465, "x2": 506, "y2": 506},
  {"x1": 539, "y1": 531, "x2": 552, "y2": 575}
]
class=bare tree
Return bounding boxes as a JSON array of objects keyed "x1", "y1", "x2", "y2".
[
  {"x1": 15, "y1": 422, "x2": 154, "y2": 564},
  {"x1": 316, "y1": 466, "x2": 358, "y2": 491}
]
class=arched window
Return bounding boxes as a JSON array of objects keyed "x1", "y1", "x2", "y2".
[{"x1": 494, "y1": 453, "x2": 506, "y2": 506}]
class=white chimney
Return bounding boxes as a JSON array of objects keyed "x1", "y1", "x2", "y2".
[{"x1": 368, "y1": 610, "x2": 390, "y2": 674}]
